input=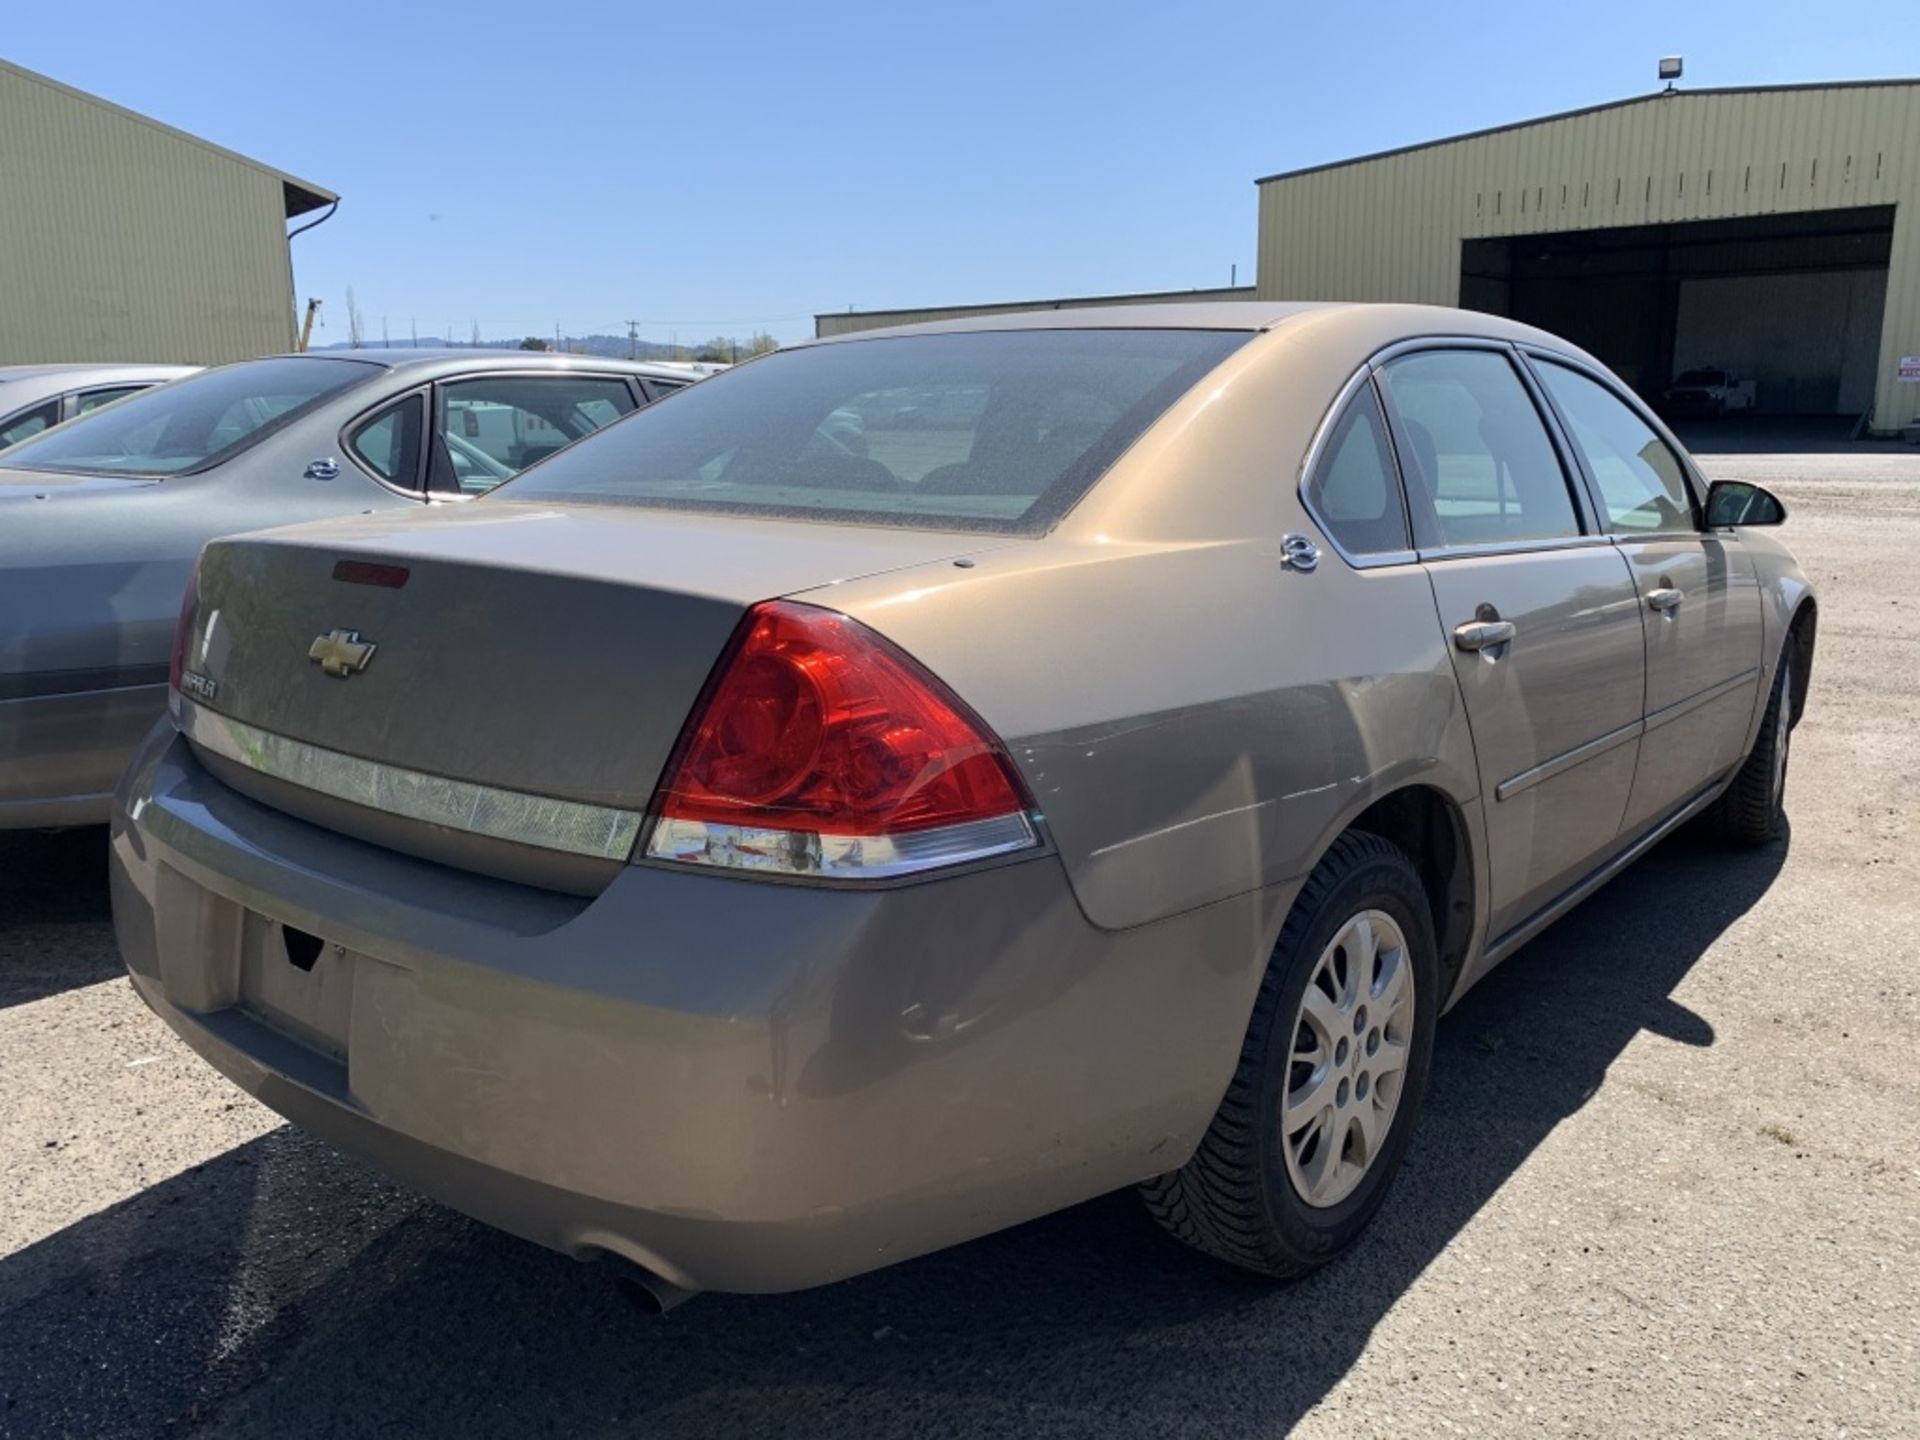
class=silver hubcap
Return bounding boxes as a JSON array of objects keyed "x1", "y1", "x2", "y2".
[
  {"x1": 1771, "y1": 666, "x2": 1792, "y2": 810},
  {"x1": 1283, "y1": 909, "x2": 1414, "y2": 1209}
]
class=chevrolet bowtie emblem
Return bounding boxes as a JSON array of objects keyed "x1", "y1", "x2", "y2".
[{"x1": 308, "y1": 628, "x2": 377, "y2": 678}]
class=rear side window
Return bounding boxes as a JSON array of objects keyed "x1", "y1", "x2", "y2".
[
  {"x1": 347, "y1": 394, "x2": 425, "y2": 488},
  {"x1": 1535, "y1": 361, "x2": 1695, "y2": 533},
  {"x1": 0, "y1": 399, "x2": 59, "y2": 449},
  {"x1": 1378, "y1": 349, "x2": 1582, "y2": 548},
  {"x1": 1305, "y1": 385, "x2": 1409, "y2": 556},
  {"x1": 495, "y1": 329, "x2": 1251, "y2": 533},
  {"x1": 0, "y1": 357, "x2": 373, "y2": 476},
  {"x1": 74, "y1": 385, "x2": 149, "y2": 415}
]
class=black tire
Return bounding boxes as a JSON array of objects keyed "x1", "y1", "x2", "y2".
[
  {"x1": 1708, "y1": 647, "x2": 1795, "y2": 846},
  {"x1": 1141, "y1": 830, "x2": 1439, "y2": 1278}
]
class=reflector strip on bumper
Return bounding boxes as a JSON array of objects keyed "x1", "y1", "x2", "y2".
[
  {"x1": 176, "y1": 701, "x2": 643, "y2": 862},
  {"x1": 643, "y1": 811, "x2": 1037, "y2": 879}
]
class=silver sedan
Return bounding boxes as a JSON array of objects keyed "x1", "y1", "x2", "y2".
[{"x1": 1, "y1": 349, "x2": 698, "y2": 826}]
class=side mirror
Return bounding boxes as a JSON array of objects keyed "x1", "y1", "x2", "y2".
[{"x1": 1705, "y1": 480, "x2": 1786, "y2": 528}]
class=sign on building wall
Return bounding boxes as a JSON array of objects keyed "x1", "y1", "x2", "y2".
[{"x1": 1899, "y1": 356, "x2": 1920, "y2": 383}]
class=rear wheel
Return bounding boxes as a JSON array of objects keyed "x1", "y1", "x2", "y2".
[
  {"x1": 1142, "y1": 831, "x2": 1439, "y2": 1278},
  {"x1": 1708, "y1": 649, "x2": 1795, "y2": 846}
]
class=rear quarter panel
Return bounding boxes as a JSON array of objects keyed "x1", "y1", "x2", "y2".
[{"x1": 828, "y1": 540, "x2": 1479, "y2": 935}]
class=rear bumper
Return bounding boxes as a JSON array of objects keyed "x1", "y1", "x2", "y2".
[
  {"x1": 0, "y1": 681, "x2": 164, "y2": 827},
  {"x1": 111, "y1": 726, "x2": 1282, "y2": 1293}
]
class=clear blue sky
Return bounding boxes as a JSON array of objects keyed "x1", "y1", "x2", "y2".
[{"x1": 7, "y1": 1, "x2": 1911, "y2": 346}]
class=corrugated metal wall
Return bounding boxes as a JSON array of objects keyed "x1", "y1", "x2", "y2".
[
  {"x1": 1256, "y1": 84, "x2": 1920, "y2": 431},
  {"x1": 816, "y1": 286, "x2": 1256, "y2": 337},
  {"x1": 0, "y1": 63, "x2": 306, "y2": 365}
]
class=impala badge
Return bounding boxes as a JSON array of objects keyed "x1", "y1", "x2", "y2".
[{"x1": 308, "y1": 628, "x2": 377, "y2": 678}]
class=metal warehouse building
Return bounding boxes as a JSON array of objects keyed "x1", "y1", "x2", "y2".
[
  {"x1": 0, "y1": 59, "x2": 334, "y2": 366},
  {"x1": 1257, "y1": 79, "x2": 1920, "y2": 433}
]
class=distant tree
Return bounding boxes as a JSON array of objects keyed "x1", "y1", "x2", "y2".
[
  {"x1": 693, "y1": 335, "x2": 734, "y2": 363},
  {"x1": 519, "y1": 337, "x2": 550, "y2": 351},
  {"x1": 745, "y1": 332, "x2": 778, "y2": 357},
  {"x1": 346, "y1": 286, "x2": 364, "y2": 349}
]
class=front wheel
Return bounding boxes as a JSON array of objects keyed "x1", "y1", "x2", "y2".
[
  {"x1": 1708, "y1": 647, "x2": 1795, "y2": 845},
  {"x1": 1141, "y1": 831, "x2": 1439, "y2": 1278}
]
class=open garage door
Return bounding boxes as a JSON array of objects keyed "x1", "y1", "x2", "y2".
[{"x1": 1461, "y1": 206, "x2": 1892, "y2": 419}]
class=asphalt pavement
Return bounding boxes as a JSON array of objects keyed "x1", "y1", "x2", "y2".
[{"x1": 2, "y1": 447, "x2": 1915, "y2": 1439}]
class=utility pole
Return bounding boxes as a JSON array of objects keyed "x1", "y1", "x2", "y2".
[
  {"x1": 625, "y1": 320, "x2": 640, "y2": 360},
  {"x1": 555, "y1": 321, "x2": 562, "y2": 351},
  {"x1": 382, "y1": 316, "x2": 390, "y2": 349},
  {"x1": 410, "y1": 318, "x2": 418, "y2": 347},
  {"x1": 471, "y1": 319, "x2": 481, "y2": 348}
]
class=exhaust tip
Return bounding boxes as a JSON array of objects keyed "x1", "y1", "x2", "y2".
[{"x1": 603, "y1": 1255, "x2": 698, "y2": 1315}]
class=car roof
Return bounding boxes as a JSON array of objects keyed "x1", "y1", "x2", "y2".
[
  {"x1": 0, "y1": 362, "x2": 197, "y2": 384},
  {"x1": 797, "y1": 300, "x2": 1582, "y2": 355},
  {"x1": 277, "y1": 349, "x2": 708, "y2": 381}
]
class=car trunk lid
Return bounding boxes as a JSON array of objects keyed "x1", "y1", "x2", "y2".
[{"x1": 181, "y1": 502, "x2": 1000, "y2": 886}]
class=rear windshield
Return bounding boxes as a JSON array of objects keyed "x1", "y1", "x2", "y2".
[
  {"x1": 1, "y1": 357, "x2": 375, "y2": 477},
  {"x1": 494, "y1": 328, "x2": 1250, "y2": 533}
]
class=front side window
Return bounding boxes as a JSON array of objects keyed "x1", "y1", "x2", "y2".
[
  {"x1": 1378, "y1": 348, "x2": 1582, "y2": 548},
  {"x1": 0, "y1": 399, "x2": 59, "y2": 450},
  {"x1": 1536, "y1": 361, "x2": 1695, "y2": 533},
  {"x1": 1305, "y1": 384, "x2": 1409, "y2": 556},
  {"x1": 439, "y1": 375, "x2": 638, "y2": 495},
  {"x1": 347, "y1": 394, "x2": 425, "y2": 488},
  {"x1": 495, "y1": 329, "x2": 1250, "y2": 533},
  {"x1": 0, "y1": 357, "x2": 374, "y2": 476}
]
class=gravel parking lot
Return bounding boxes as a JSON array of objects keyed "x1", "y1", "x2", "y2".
[{"x1": 3, "y1": 446, "x2": 1916, "y2": 1440}]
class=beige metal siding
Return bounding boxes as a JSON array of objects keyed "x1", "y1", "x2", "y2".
[
  {"x1": 1257, "y1": 84, "x2": 1920, "y2": 430},
  {"x1": 816, "y1": 286, "x2": 1256, "y2": 338},
  {"x1": 0, "y1": 63, "x2": 311, "y2": 364}
]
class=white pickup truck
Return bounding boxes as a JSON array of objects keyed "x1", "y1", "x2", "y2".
[{"x1": 1665, "y1": 367, "x2": 1758, "y2": 414}]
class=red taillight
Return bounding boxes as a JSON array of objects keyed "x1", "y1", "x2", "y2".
[
  {"x1": 644, "y1": 601, "x2": 1036, "y2": 878},
  {"x1": 167, "y1": 552, "x2": 203, "y2": 695}
]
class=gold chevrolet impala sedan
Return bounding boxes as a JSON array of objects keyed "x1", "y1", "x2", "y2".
[{"x1": 111, "y1": 303, "x2": 1814, "y2": 1306}]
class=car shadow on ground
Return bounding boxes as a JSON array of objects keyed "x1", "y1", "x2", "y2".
[
  {"x1": 0, "y1": 826, "x2": 120, "y2": 1010},
  {"x1": 0, "y1": 827, "x2": 1786, "y2": 1439}
]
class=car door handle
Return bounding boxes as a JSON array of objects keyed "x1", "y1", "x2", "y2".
[
  {"x1": 1646, "y1": 587, "x2": 1685, "y2": 611},
  {"x1": 1453, "y1": 620, "x2": 1517, "y2": 652}
]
